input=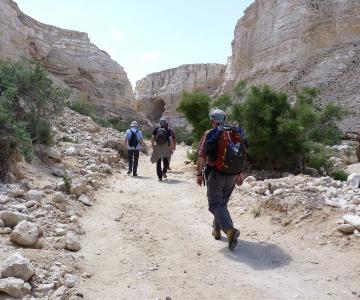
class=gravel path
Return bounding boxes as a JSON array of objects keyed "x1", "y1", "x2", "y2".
[{"x1": 78, "y1": 146, "x2": 360, "y2": 300}]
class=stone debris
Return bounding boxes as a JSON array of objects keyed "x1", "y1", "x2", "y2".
[
  {"x1": 347, "y1": 173, "x2": 360, "y2": 189},
  {"x1": 0, "y1": 277, "x2": 31, "y2": 298},
  {"x1": 78, "y1": 194, "x2": 92, "y2": 206},
  {"x1": 10, "y1": 220, "x2": 40, "y2": 247},
  {"x1": 65, "y1": 233, "x2": 81, "y2": 252},
  {"x1": 1, "y1": 252, "x2": 35, "y2": 281},
  {"x1": 0, "y1": 210, "x2": 28, "y2": 228}
]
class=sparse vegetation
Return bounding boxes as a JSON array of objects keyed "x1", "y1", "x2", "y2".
[
  {"x1": 330, "y1": 170, "x2": 349, "y2": 182},
  {"x1": 177, "y1": 82, "x2": 346, "y2": 170},
  {"x1": 0, "y1": 61, "x2": 69, "y2": 181},
  {"x1": 251, "y1": 206, "x2": 262, "y2": 218}
]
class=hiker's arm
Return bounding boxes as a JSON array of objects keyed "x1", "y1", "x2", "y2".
[
  {"x1": 151, "y1": 136, "x2": 155, "y2": 149},
  {"x1": 196, "y1": 156, "x2": 205, "y2": 186},
  {"x1": 236, "y1": 173, "x2": 244, "y2": 186}
]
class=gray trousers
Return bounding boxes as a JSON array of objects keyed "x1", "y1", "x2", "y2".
[{"x1": 206, "y1": 169, "x2": 237, "y2": 233}]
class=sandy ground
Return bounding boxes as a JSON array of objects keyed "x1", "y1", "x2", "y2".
[{"x1": 79, "y1": 146, "x2": 360, "y2": 300}]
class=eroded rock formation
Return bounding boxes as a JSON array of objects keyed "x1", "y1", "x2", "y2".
[
  {"x1": 0, "y1": 0, "x2": 135, "y2": 114},
  {"x1": 135, "y1": 64, "x2": 225, "y2": 126},
  {"x1": 136, "y1": 0, "x2": 360, "y2": 129},
  {"x1": 225, "y1": 0, "x2": 360, "y2": 130}
]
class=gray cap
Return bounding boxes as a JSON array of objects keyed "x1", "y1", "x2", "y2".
[
  {"x1": 209, "y1": 109, "x2": 227, "y2": 123},
  {"x1": 130, "y1": 121, "x2": 138, "y2": 127},
  {"x1": 159, "y1": 117, "x2": 167, "y2": 126}
]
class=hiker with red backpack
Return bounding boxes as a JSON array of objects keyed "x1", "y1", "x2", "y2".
[
  {"x1": 196, "y1": 109, "x2": 247, "y2": 250},
  {"x1": 125, "y1": 121, "x2": 144, "y2": 177},
  {"x1": 150, "y1": 117, "x2": 173, "y2": 181}
]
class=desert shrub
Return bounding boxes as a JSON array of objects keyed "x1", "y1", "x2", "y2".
[
  {"x1": 108, "y1": 117, "x2": 128, "y2": 132},
  {"x1": 232, "y1": 86, "x2": 345, "y2": 171},
  {"x1": 174, "y1": 127, "x2": 193, "y2": 146},
  {"x1": 177, "y1": 92, "x2": 211, "y2": 142},
  {"x1": 330, "y1": 170, "x2": 349, "y2": 182},
  {"x1": 67, "y1": 99, "x2": 96, "y2": 117},
  {"x1": 0, "y1": 61, "x2": 68, "y2": 181},
  {"x1": 0, "y1": 61, "x2": 68, "y2": 145}
]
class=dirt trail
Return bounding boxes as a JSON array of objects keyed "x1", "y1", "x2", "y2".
[{"x1": 79, "y1": 147, "x2": 360, "y2": 300}]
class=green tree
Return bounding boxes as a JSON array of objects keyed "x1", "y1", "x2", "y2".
[
  {"x1": 0, "y1": 61, "x2": 69, "y2": 181},
  {"x1": 177, "y1": 92, "x2": 211, "y2": 142}
]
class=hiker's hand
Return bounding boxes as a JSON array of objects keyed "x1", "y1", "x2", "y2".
[
  {"x1": 236, "y1": 174, "x2": 244, "y2": 186},
  {"x1": 196, "y1": 175, "x2": 203, "y2": 186}
]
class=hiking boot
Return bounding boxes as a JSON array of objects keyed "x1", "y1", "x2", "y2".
[
  {"x1": 127, "y1": 171, "x2": 131, "y2": 175},
  {"x1": 227, "y1": 228, "x2": 240, "y2": 250},
  {"x1": 163, "y1": 173, "x2": 167, "y2": 179},
  {"x1": 158, "y1": 177, "x2": 162, "y2": 181},
  {"x1": 212, "y1": 229, "x2": 221, "y2": 240},
  {"x1": 133, "y1": 173, "x2": 138, "y2": 177}
]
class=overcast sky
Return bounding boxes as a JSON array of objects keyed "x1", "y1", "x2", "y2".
[{"x1": 16, "y1": 0, "x2": 254, "y2": 87}]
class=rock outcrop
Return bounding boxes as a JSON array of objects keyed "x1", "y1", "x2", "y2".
[
  {"x1": 136, "y1": 0, "x2": 360, "y2": 129},
  {"x1": 224, "y1": 0, "x2": 360, "y2": 130},
  {"x1": 0, "y1": 0, "x2": 135, "y2": 113},
  {"x1": 135, "y1": 64, "x2": 225, "y2": 127}
]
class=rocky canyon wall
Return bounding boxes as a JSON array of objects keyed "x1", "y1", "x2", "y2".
[
  {"x1": 135, "y1": 64, "x2": 225, "y2": 127},
  {"x1": 136, "y1": 0, "x2": 360, "y2": 130},
  {"x1": 0, "y1": 0, "x2": 135, "y2": 115},
  {"x1": 225, "y1": 0, "x2": 360, "y2": 130}
]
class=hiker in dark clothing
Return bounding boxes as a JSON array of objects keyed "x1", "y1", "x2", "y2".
[
  {"x1": 150, "y1": 117, "x2": 173, "y2": 181},
  {"x1": 196, "y1": 109, "x2": 246, "y2": 250},
  {"x1": 165, "y1": 122, "x2": 176, "y2": 170},
  {"x1": 124, "y1": 121, "x2": 144, "y2": 176}
]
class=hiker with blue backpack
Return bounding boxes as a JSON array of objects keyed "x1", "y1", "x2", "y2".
[
  {"x1": 125, "y1": 121, "x2": 144, "y2": 177},
  {"x1": 196, "y1": 109, "x2": 247, "y2": 250},
  {"x1": 150, "y1": 117, "x2": 173, "y2": 181}
]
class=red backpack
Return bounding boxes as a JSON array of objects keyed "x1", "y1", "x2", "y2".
[{"x1": 206, "y1": 125, "x2": 246, "y2": 175}]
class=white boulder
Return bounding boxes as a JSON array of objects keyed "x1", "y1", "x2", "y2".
[
  {"x1": 0, "y1": 210, "x2": 27, "y2": 228},
  {"x1": 10, "y1": 220, "x2": 40, "y2": 247},
  {"x1": 343, "y1": 214, "x2": 360, "y2": 230},
  {"x1": 0, "y1": 277, "x2": 31, "y2": 298},
  {"x1": 347, "y1": 173, "x2": 360, "y2": 189},
  {"x1": 65, "y1": 233, "x2": 81, "y2": 252},
  {"x1": 337, "y1": 223, "x2": 355, "y2": 234},
  {"x1": 78, "y1": 194, "x2": 92, "y2": 206},
  {"x1": 26, "y1": 190, "x2": 45, "y2": 202},
  {"x1": 1, "y1": 252, "x2": 35, "y2": 281}
]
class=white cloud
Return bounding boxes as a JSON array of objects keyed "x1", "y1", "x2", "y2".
[{"x1": 111, "y1": 28, "x2": 122, "y2": 41}]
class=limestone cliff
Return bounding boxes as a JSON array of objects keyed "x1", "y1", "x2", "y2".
[
  {"x1": 225, "y1": 0, "x2": 360, "y2": 130},
  {"x1": 0, "y1": 0, "x2": 135, "y2": 114},
  {"x1": 135, "y1": 64, "x2": 225, "y2": 127}
]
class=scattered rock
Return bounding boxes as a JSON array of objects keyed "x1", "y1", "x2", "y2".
[
  {"x1": 337, "y1": 224, "x2": 355, "y2": 234},
  {"x1": 10, "y1": 188, "x2": 25, "y2": 198},
  {"x1": 347, "y1": 173, "x2": 360, "y2": 189},
  {"x1": 54, "y1": 227, "x2": 66, "y2": 237},
  {"x1": 64, "y1": 273, "x2": 77, "y2": 288},
  {"x1": 65, "y1": 233, "x2": 81, "y2": 252},
  {"x1": 26, "y1": 190, "x2": 45, "y2": 202},
  {"x1": 0, "y1": 227, "x2": 12, "y2": 234},
  {"x1": 0, "y1": 219, "x2": 4, "y2": 227},
  {"x1": 1, "y1": 252, "x2": 35, "y2": 281},
  {"x1": 50, "y1": 285, "x2": 68, "y2": 300},
  {"x1": 343, "y1": 214, "x2": 360, "y2": 230},
  {"x1": 10, "y1": 220, "x2": 40, "y2": 247},
  {"x1": 53, "y1": 192, "x2": 66, "y2": 203},
  {"x1": 0, "y1": 210, "x2": 27, "y2": 228},
  {"x1": 70, "y1": 179, "x2": 88, "y2": 197},
  {"x1": 78, "y1": 194, "x2": 92, "y2": 206},
  {"x1": 0, "y1": 277, "x2": 31, "y2": 298}
]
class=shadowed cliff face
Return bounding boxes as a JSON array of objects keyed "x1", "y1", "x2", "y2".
[
  {"x1": 0, "y1": 0, "x2": 135, "y2": 114},
  {"x1": 135, "y1": 64, "x2": 226, "y2": 127}
]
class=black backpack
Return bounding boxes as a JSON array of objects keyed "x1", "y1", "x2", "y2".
[
  {"x1": 155, "y1": 128, "x2": 168, "y2": 145},
  {"x1": 128, "y1": 129, "x2": 139, "y2": 147}
]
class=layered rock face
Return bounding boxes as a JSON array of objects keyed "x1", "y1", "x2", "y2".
[
  {"x1": 0, "y1": 0, "x2": 135, "y2": 113},
  {"x1": 135, "y1": 64, "x2": 225, "y2": 127},
  {"x1": 225, "y1": 0, "x2": 360, "y2": 130}
]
